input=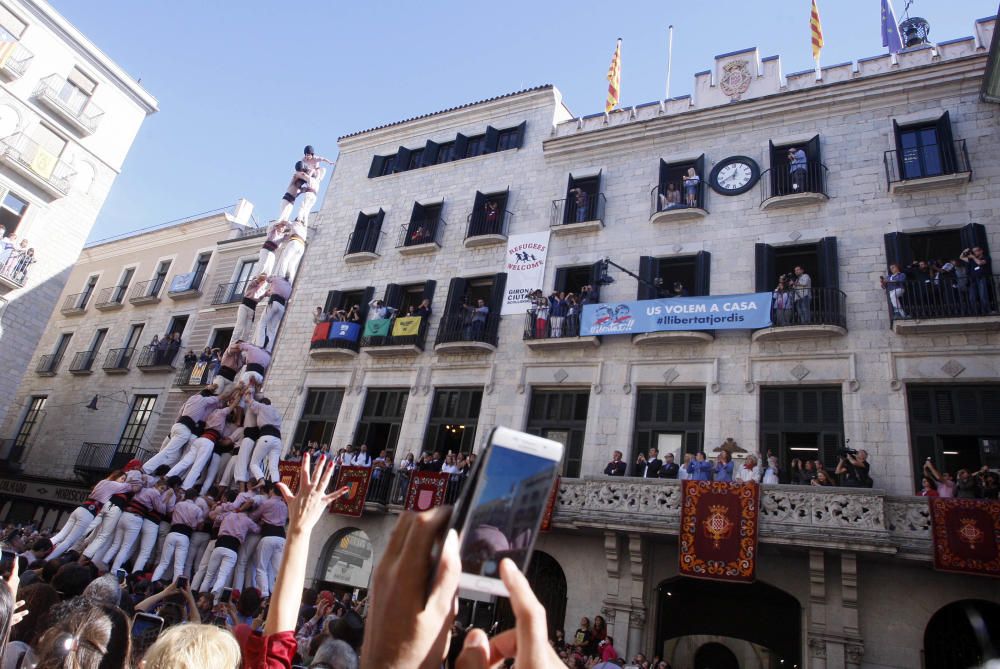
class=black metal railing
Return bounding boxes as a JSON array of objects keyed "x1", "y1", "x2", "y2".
[
  {"x1": 760, "y1": 161, "x2": 829, "y2": 205},
  {"x1": 435, "y1": 312, "x2": 501, "y2": 347},
  {"x1": 35, "y1": 353, "x2": 62, "y2": 375},
  {"x1": 34, "y1": 74, "x2": 104, "y2": 132},
  {"x1": 361, "y1": 316, "x2": 429, "y2": 350},
  {"x1": 61, "y1": 292, "x2": 89, "y2": 313},
  {"x1": 387, "y1": 469, "x2": 467, "y2": 506},
  {"x1": 0, "y1": 251, "x2": 34, "y2": 287},
  {"x1": 883, "y1": 139, "x2": 971, "y2": 187},
  {"x1": 95, "y1": 285, "x2": 129, "y2": 307},
  {"x1": 884, "y1": 275, "x2": 999, "y2": 324},
  {"x1": 365, "y1": 469, "x2": 396, "y2": 505},
  {"x1": 767, "y1": 286, "x2": 846, "y2": 329},
  {"x1": 552, "y1": 192, "x2": 606, "y2": 227},
  {"x1": 310, "y1": 322, "x2": 361, "y2": 354},
  {"x1": 345, "y1": 225, "x2": 383, "y2": 256},
  {"x1": 523, "y1": 310, "x2": 585, "y2": 340},
  {"x1": 0, "y1": 439, "x2": 26, "y2": 468},
  {"x1": 102, "y1": 347, "x2": 135, "y2": 371},
  {"x1": 129, "y1": 279, "x2": 163, "y2": 302},
  {"x1": 466, "y1": 208, "x2": 513, "y2": 239},
  {"x1": 68, "y1": 350, "x2": 99, "y2": 373},
  {"x1": 137, "y1": 344, "x2": 179, "y2": 369},
  {"x1": 650, "y1": 181, "x2": 707, "y2": 216},
  {"x1": 75, "y1": 442, "x2": 153, "y2": 478},
  {"x1": 212, "y1": 280, "x2": 251, "y2": 305},
  {"x1": 0, "y1": 133, "x2": 75, "y2": 195},
  {"x1": 397, "y1": 216, "x2": 446, "y2": 249}
]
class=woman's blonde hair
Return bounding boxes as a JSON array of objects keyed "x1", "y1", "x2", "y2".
[{"x1": 141, "y1": 624, "x2": 240, "y2": 669}]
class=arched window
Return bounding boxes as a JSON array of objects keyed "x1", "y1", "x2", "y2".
[
  {"x1": 694, "y1": 642, "x2": 739, "y2": 669},
  {"x1": 317, "y1": 529, "x2": 373, "y2": 595},
  {"x1": 924, "y1": 599, "x2": 1000, "y2": 669}
]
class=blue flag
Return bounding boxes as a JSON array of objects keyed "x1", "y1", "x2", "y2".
[{"x1": 881, "y1": 0, "x2": 903, "y2": 54}]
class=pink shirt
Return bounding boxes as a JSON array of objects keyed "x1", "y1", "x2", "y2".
[
  {"x1": 251, "y1": 496, "x2": 288, "y2": 527},
  {"x1": 171, "y1": 499, "x2": 205, "y2": 528},
  {"x1": 132, "y1": 487, "x2": 166, "y2": 514},
  {"x1": 248, "y1": 400, "x2": 282, "y2": 429},
  {"x1": 90, "y1": 479, "x2": 138, "y2": 503},
  {"x1": 236, "y1": 342, "x2": 271, "y2": 370},
  {"x1": 219, "y1": 512, "x2": 260, "y2": 543},
  {"x1": 204, "y1": 407, "x2": 232, "y2": 434},
  {"x1": 233, "y1": 491, "x2": 256, "y2": 510},
  {"x1": 243, "y1": 403, "x2": 259, "y2": 429},
  {"x1": 180, "y1": 394, "x2": 220, "y2": 423},
  {"x1": 221, "y1": 347, "x2": 242, "y2": 370},
  {"x1": 268, "y1": 276, "x2": 292, "y2": 300},
  {"x1": 937, "y1": 481, "x2": 955, "y2": 498}
]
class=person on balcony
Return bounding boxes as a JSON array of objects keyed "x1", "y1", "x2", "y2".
[
  {"x1": 658, "y1": 452, "x2": 680, "y2": 479},
  {"x1": 762, "y1": 455, "x2": 781, "y2": 484},
  {"x1": 686, "y1": 452, "x2": 713, "y2": 481},
  {"x1": 155, "y1": 333, "x2": 171, "y2": 365},
  {"x1": 634, "y1": 448, "x2": 662, "y2": 478},
  {"x1": 735, "y1": 455, "x2": 761, "y2": 483},
  {"x1": 668, "y1": 281, "x2": 689, "y2": 298},
  {"x1": 568, "y1": 187, "x2": 589, "y2": 222},
  {"x1": 683, "y1": 167, "x2": 701, "y2": 207},
  {"x1": 880, "y1": 264, "x2": 908, "y2": 319},
  {"x1": 0, "y1": 232, "x2": 16, "y2": 268},
  {"x1": 712, "y1": 451, "x2": 734, "y2": 482},
  {"x1": 409, "y1": 223, "x2": 431, "y2": 245},
  {"x1": 793, "y1": 266, "x2": 812, "y2": 324},
  {"x1": 962, "y1": 246, "x2": 992, "y2": 315},
  {"x1": 549, "y1": 291, "x2": 568, "y2": 337},
  {"x1": 835, "y1": 450, "x2": 871, "y2": 488},
  {"x1": 464, "y1": 299, "x2": 489, "y2": 341},
  {"x1": 367, "y1": 298, "x2": 395, "y2": 321},
  {"x1": 658, "y1": 183, "x2": 681, "y2": 211},
  {"x1": 415, "y1": 298, "x2": 432, "y2": 319},
  {"x1": 788, "y1": 146, "x2": 807, "y2": 192},
  {"x1": 812, "y1": 470, "x2": 837, "y2": 487},
  {"x1": 603, "y1": 451, "x2": 626, "y2": 476},
  {"x1": 484, "y1": 199, "x2": 500, "y2": 228},
  {"x1": 352, "y1": 444, "x2": 372, "y2": 468},
  {"x1": 772, "y1": 277, "x2": 793, "y2": 326},
  {"x1": 918, "y1": 476, "x2": 939, "y2": 497}
]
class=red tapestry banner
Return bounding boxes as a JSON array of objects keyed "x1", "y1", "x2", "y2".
[
  {"x1": 930, "y1": 498, "x2": 1000, "y2": 578},
  {"x1": 328, "y1": 466, "x2": 371, "y2": 517},
  {"x1": 679, "y1": 480, "x2": 759, "y2": 583},
  {"x1": 277, "y1": 461, "x2": 301, "y2": 494},
  {"x1": 404, "y1": 471, "x2": 450, "y2": 512},
  {"x1": 540, "y1": 476, "x2": 561, "y2": 532}
]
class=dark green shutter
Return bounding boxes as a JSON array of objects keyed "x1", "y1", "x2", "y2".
[
  {"x1": 816, "y1": 237, "x2": 839, "y2": 291},
  {"x1": 693, "y1": 251, "x2": 711, "y2": 297},
  {"x1": 512, "y1": 121, "x2": 526, "y2": 148},
  {"x1": 442, "y1": 277, "x2": 468, "y2": 316},
  {"x1": 884, "y1": 232, "x2": 912, "y2": 269},
  {"x1": 762, "y1": 432, "x2": 781, "y2": 461},
  {"x1": 393, "y1": 147, "x2": 411, "y2": 173},
  {"x1": 935, "y1": 111, "x2": 956, "y2": 173},
  {"x1": 368, "y1": 155, "x2": 387, "y2": 179},
  {"x1": 358, "y1": 287, "x2": 375, "y2": 322},
  {"x1": 755, "y1": 243, "x2": 776, "y2": 292},
  {"x1": 423, "y1": 140, "x2": 440, "y2": 166},
  {"x1": 892, "y1": 119, "x2": 905, "y2": 176},
  {"x1": 806, "y1": 135, "x2": 824, "y2": 193},
  {"x1": 589, "y1": 259, "x2": 605, "y2": 302},
  {"x1": 638, "y1": 256, "x2": 657, "y2": 300},
  {"x1": 553, "y1": 268, "x2": 568, "y2": 293},
  {"x1": 421, "y1": 280, "x2": 436, "y2": 305},
  {"x1": 488, "y1": 273, "x2": 508, "y2": 314},
  {"x1": 383, "y1": 284, "x2": 404, "y2": 311},
  {"x1": 912, "y1": 434, "x2": 937, "y2": 487},
  {"x1": 324, "y1": 290, "x2": 343, "y2": 314},
  {"x1": 454, "y1": 133, "x2": 468, "y2": 159},
  {"x1": 484, "y1": 126, "x2": 500, "y2": 153},
  {"x1": 768, "y1": 140, "x2": 778, "y2": 196},
  {"x1": 658, "y1": 159, "x2": 669, "y2": 188},
  {"x1": 694, "y1": 154, "x2": 707, "y2": 208}
]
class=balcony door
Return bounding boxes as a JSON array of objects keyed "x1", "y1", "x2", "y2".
[
  {"x1": 760, "y1": 386, "x2": 844, "y2": 474},
  {"x1": 114, "y1": 267, "x2": 135, "y2": 303},
  {"x1": 118, "y1": 395, "x2": 157, "y2": 455},
  {"x1": 228, "y1": 259, "x2": 257, "y2": 300},
  {"x1": 423, "y1": 388, "x2": 482, "y2": 456},
  {"x1": 353, "y1": 389, "x2": 409, "y2": 455},
  {"x1": 292, "y1": 388, "x2": 345, "y2": 451}
]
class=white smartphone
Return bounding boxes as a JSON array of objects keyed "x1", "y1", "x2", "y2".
[{"x1": 454, "y1": 426, "x2": 563, "y2": 598}]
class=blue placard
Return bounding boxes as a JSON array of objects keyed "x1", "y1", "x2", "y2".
[
  {"x1": 580, "y1": 293, "x2": 773, "y2": 336},
  {"x1": 328, "y1": 322, "x2": 361, "y2": 342}
]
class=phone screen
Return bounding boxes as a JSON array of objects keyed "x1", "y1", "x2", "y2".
[
  {"x1": 131, "y1": 613, "x2": 164, "y2": 640},
  {"x1": 221, "y1": 587, "x2": 233, "y2": 603},
  {"x1": 176, "y1": 576, "x2": 188, "y2": 589},
  {"x1": 0, "y1": 550, "x2": 15, "y2": 577},
  {"x1": 457, "y1": 438, "x2": 561, "y2": 580}
]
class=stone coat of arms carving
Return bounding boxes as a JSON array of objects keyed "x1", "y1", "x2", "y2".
[{"x1": 720, "y1": 60, "x2": 752, "y2": 101}]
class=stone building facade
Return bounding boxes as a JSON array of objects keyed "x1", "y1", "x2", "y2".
[
  {"x1": 253, "y1": 15, "x2": 1000, "y2": 668},
  {"x1": 0, "y1": 0, "x2": 158, "y2": 427}
]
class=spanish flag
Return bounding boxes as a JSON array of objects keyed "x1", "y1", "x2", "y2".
[
  {"x1": 810, "y1": 0, "x2": 824, "y2": 61},
  {"x1": 606, "y1": 38, "x2": 621, "y2": 113}
]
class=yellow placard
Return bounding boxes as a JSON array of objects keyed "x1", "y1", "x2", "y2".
[
  {"x1": 391, "y1": 316, "x2": 422, "y2": 337},
  {"x1": 30, "y1": 146, "x2": 56, "y2": 179}
]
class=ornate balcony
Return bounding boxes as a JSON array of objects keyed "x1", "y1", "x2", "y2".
[
  {"x1": 464, "y1": 208, "x2": 512, "y2": 248},
  {"x1": 751, "y1": 287, "x2": 848, "y2": 343},
  {"x1": 136, "y1": 344, "x2": 179, "y2": 372},
  {"x1": 434, "y1": 313, "x2": 499, "y2": 354},
  {"x1": 33, "y1": 74, "x2": 104, "y2": 136},
  {"x1": 0, "y1": 133, "x2": 75, "y2": 198},
  {"x1": 759, "y1": 162, "x2": 829, "y2": 210},
  {"x1": 649, "y1": 183, "x2": 708, "y2": 223},
  {"x1": 60, "y1": 292, "x2": 90, "y2": 316},
  {"x1": 549, "y1": 478, "x2": 932, "y2": 559},
  {"x1": 212, "y1": 280, "x2": 250, "y2": 306},
  {"x1": 885, "y1": 276, "x2": 1000, "y2": 335},
  {"x1": 396, "y1": 214, "x2": 445, "y2": 256},
  {"x1": 35, "y1": 353, "x2": 62, "y2": 376},
  {"x1": 344, "y1": 226, "x2": 383, "y2": 263},
  {"x1": 68, "y1": 350, "x2": 99, "y2": 375}
]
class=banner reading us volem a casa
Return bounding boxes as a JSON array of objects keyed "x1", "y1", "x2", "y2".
[{"x1": 580, "y1": 293, "x2": 773, "y2": 336}]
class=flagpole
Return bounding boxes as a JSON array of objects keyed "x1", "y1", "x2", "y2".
[
  {"x1": 665, "y1": 25, "x2": 674, "y2": 100},
  {"x1": 617, "y1": 37, "x2": 622, "y2": 108}
]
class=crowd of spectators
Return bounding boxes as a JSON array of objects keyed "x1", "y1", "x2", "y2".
[
  {"x1": 0, "y1": 229, "x2": 35, "y2": 284},
  {"x1": 525, "y1": 286, "x2": 598, "y2": 339},
  {"x1": 147, "y1": 332, "x2": 183, "y2": 366},
  {"x1": 880, "y1": 246, "x2": 994, "y2": 319},
  {"x1": 920, "y1": 461, "x2": 999, "y2": 499}
]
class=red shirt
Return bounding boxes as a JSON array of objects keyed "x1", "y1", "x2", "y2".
[
  {"x1": 920, "y1": 489, "x2": 939, "y2": 497},
  {"x1": 242, "y1": 631, "x2": 297, "y2": 669}
]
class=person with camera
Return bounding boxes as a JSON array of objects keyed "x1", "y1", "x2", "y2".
[
  {"x1": 880, "y1": 263, "x2": 908, "y2": 319},
  {"x1": 835, "y1": 448, "x2": 871, "y2": 488},
  {"x1": 961, "y1": 246, "x2": 992, "y2": 315},
  {"x1": 634, "y1": 448, "x2": 662, "y2": 478},
  {"x1": 772, "y1": 276, "x2": 793, "y2": 326},
  {"x1": 788, "y1": 146, "x2": 807, "y2": 192},
  {"x1": 792, "y1": 266, "x2": 812, "y2": 324}
]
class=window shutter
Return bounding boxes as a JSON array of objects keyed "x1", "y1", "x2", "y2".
[
  {"x1": 353, "y1": 212, "x2": 367, "y2": 236},
  {"x1": 512, "y1": 121, "x2": 526, "y2": 148},
  {"x1": 68, "y1": 67, "x2": 97, "y2": 95},
  {"x1": 959, "y1": 223, "x2": 989, "y2": 255},
  {"x1": 658, "y1": 159, "x2": 669, "y2": 187},
  {"x1": 762, "y1": 432, "x2": 782, "y2": 462},
  {"x1": 423, "y1": 140, "x2": 440, "y2": 166},
  {"x1": 488, "y1": 273, "x2": 508, "y2": 314},
  {"x1": 820, "y1": 432, "x2": 841, "y2": 470},
  {"x1": 358, "y1": 287, "x2": 375, "y2": 322},
  {"x1": 421, "y1": 280, "x2": 437, "y2": 305},
  {"x1": 754, "y1": 243, "x2": 776, "y2": 292},
  {"x1": 410, "y1": 201, "x2": 426, "y2": 226},
  {"x1": 638, "y1": 256, "x2": 658, "y2": 300},
  {"x1": 693, "y1": 251, "x2": 711, "y2": 297},
  {"x1": 323, "y1": 290, "x2": 343, "y2": 314},
  {"x1": 694, "y1": 154, "x2": 707, "y2": 208},
  {"x1": 806, "y1": 135, "x2": 824, "y2": 193},
  {"x1": 935, "y1": 111, "x2": 956, "y2": 173},
  {"x1": 393, "y1": 147, "x2": 412, "y2": 173},
  {"x1": 883, "y1": 232, "x2": 912, "y2": 270},
  {"x1": 373, "y1": 208, "x2": 385, "y2": 229},
  {"x1": 912, "y1": 434, "x2": 936, "y2": 484},
  {"x1": 816, "y1": 237, "x2": 840, "y2": 291},
  {"x1": 484, "y1": 126, "x2": 500, "y2": 153},
  {"x1": 454, "y1": 133, "x2": 468, "y2": 160},
  {"x1": 383, "y1": 284, "x2": 404, "y2": 311},
  {"x1": 442, "y1": 277, "x2": 468, "y2": 316},
  {"x1": 892, "y1": 119, "x2": 905, "y2": 175},
  {"x1": 767, "y1": 140, "x2": 779, "y2": 197},
  {"x1": 368, "y1": 155, "x2": 387, "y2": 179},
  {"x1": 553, "y1": 267, "x2": 569, "y2": 293},
  {"x1": 589, "y1": 259, "x2": 605, "y2": 302}
]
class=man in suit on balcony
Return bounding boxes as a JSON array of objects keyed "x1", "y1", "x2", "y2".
[
  {"x1": 604, "y1": 451, "x2": 626, "y2": 476},
  {"x1": 634, "y1": 448, "x2": 662, "y2": 478}
]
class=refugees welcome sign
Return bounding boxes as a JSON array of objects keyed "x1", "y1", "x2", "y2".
[
  {"x1": 580, "y1": 293, "x2": 773, "y2": 335},
  {"x1": 500, "y1": 231, "x2": 550, "y2": 315}
]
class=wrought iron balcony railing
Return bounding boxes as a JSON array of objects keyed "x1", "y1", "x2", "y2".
[
  {"x1": 551, "y1": 192, "x2": 606, "y2": 228},
  {"x1": 0, "y1": 132, "x2": 75, "y2": 196},
  {"x1": 0, "y1": 37, "x2": 33, "y2": 79},
  {"x1": 95, "y1": 285, "x2": 129, "y2": 308},
  {"x1": 884, "y1": 275, "x2": 1000, "y2": 325},
  {"x1": 33, "y1": 74, "x2": 104, "y2": 134},
  {"x1": 128, "y1": 279, "x2": 164, "y2": 303},
  {"x1": 344, "y1": 225, "x2": 383, "y2": 257},
  {"x1": 759, "y1": 161, "x2": 829, "y2": 206},
  {"x1": 61, "y1": 291, "x2": 90, "y2": 314},
  {"x1": 35, "y1": 353, "x2": 62, "y2": 376},
  {"x1": 360, "y1": 315, "x2": 429, "y2": 351},
  {"x1": 434, "y1": 312, "x2": 500, "y2": 348},
  {"x1": 75, "y1": 441, "x2": 153, "y2": 480},
  {"x1": 396, "y1": 216, "x2": 446, "y2": 250},
  {"x1": 883, "y1": 139, "x2": 972, "y2": 187},
  {"x1": 136, "y1": 344, "x2": 179, "y2": 369},
  {"x1": 650, "y1": 181, "x2": 707, "y2": 215},
  {"x1": 102, "y1": 347, "x2": 135, "y2": 372},
  {"x1": 466, "y1": 208, "x2": 512, "y2": 240},
  {"x1": 212, "y1": 280, "x2": 251, "y2": 305},
  {"x1": 68, "y1": 349, "x2": 99, "y2": 373},
  {"x1": 766, "y1": 286, "x2": 847, "y2": 330}
]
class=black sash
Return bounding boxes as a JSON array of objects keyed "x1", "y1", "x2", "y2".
[
  {"x1": 245, "y1": 363, "x2": 266, "y2": 375},
  {"x1": 241, "y1": 296, "x2": 258, "y2": 310},
  {"x1": 218, "y1": 365, "x2": 237, "y2": 381},
  {"x1": 243, "y1": 426, "x2": 260, "y2": 441},
  {"x1": 260, "y1": 523, "x2": 285, "y2": 538},
  {"x1": 259, "y1": 424, "x2": 281, "y2": 439},
  {"x1": 269, "y1": 294, "x2": 287, "y2": 306},
  {"x1": 178, "y1": 415, "x2": 198, "y2": 432},
  {"x1": 216, "y1": 535, "x2": 241, "y2": 552},
  {"x1": 262, "y1": 240, "x2": 278, "y2": 252},
  {"x1": 170, "y1": 524, "x2": 194, "y2": 538}
]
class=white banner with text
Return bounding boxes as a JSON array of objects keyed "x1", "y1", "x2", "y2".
[{"x1": 501, "y1": 231, "x2": 550, "y2": 315}]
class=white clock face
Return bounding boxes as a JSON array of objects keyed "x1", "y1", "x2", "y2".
[{"x1": 717, "y1": 162, "x2": 753, "y2": 190}]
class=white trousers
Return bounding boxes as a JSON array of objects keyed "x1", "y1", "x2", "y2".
[
  {"x1": 204, "y1": 545, "x2": 239, "y2": 597},
  {"x1": 274, "y1": 238, "x2": 305, "y2": 283},
  {"x1": 234, "y1": 437, "x2": 256, "y2": 483},
  {"x1": 82, "y1": 504, "x2": 123, "y2": 561},
  {"x1": 254, "y1": 535, "x2": 285, "y2": 597},
  {"x1": 219, "y1": 450, "x2": 241, "y2": 488},
  {"x1": 253, "y1": 299, "x2": 285, "y2": 353},
  {"x1": 186, "y1": 531, "x2": 210, "y2": 577},
  {"x1": 131, "y1": 518, "x2": 160, "y2": 573},
  {"x1": 295, "y1": 191, "x2": 317, "y2": 226},
  {"x1": 107, "y1": 512, "x2": 144, "y2": 572},
  {"x1": 249, "y1": 435, "x2": 282, "y2": 482},
  {"x1": 144, "y1": 423, "x2": 193, "y2": 473},
  {"x1": 152, "y1": 520, "x2": 171, "y2": 563},
  {"x1": 166, "y1": 437, "x2": 215, "y2": 490},
  {"x1": 211, "y1": 374, "x2": 234, "y2": 396},
  {"x1": 48, "y1": 507, "x2": 96, "y2": 559},
  {"x1": 191, "y1": 538, "x2": 216, "y2": 592},
  {"x1": 277, "y1": 199, "x2": 294, "y2": 223},
  {"x1": 257, "y1": 245, "x2": 277, "y2": 278},
  {"x1": 234, "y1": 533, "x2": 261, "y2": 592},
  {"x1": 151, "y1": 531, "x2": 191, "y2": 582},
  {"x1": 232, "y1": 302, "x2": 256, "y2": 343},
  {"x1": 200, "y1": 452, "x2": 229, "y2": 495}
]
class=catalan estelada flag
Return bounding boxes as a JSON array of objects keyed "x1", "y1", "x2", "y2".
[
  {"x1": 606, "y1": 38, "x2": 621, "y2": 113},
  {"x1": 810, "y1": 0, "x2": 824, "y2": 61}
]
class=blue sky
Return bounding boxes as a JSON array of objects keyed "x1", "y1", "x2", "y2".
[{"x1": 52, "y1": 0, "x2": 996, "y2": 243}]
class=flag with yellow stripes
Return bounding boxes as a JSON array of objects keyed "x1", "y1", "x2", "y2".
[
  {"x1": 606, "y1": 38, "x2": 621, "y2": 113},
  {"x1": 810, "y1": 0, "x2": 824, "y2": 61}
]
